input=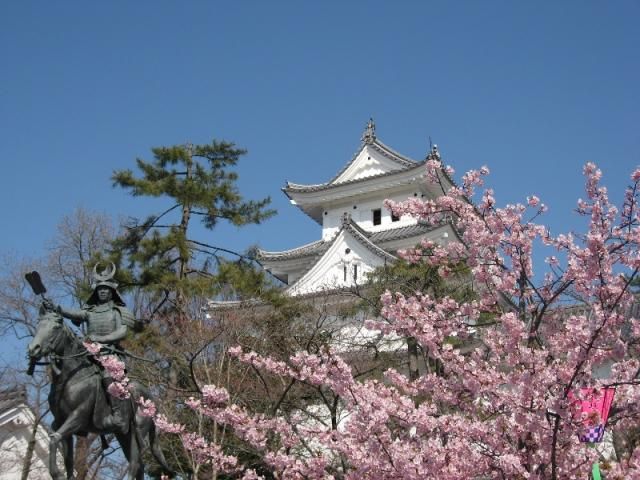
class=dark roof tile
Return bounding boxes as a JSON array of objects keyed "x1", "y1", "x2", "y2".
[{"x1": 0, "y1": 386, "x2": 27, "y2": 413}]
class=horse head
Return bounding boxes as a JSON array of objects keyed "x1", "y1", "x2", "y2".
[{"x1": 28, "y1": 310, "x2": 66, "y2": 360}]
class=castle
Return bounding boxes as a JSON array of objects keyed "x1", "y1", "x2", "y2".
[{"x1": 257, "y1": 120, "x2": 459, "y2": 296}]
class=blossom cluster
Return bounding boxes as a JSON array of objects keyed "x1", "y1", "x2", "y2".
[
  {"x1": 86, "y1": 163, "x2": 640, "y2": 479},
  {"x1": 83, "y1": 342, "x2": 130, "y2": 399}
]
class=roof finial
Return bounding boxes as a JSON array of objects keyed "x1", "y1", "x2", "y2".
[
  {"x1": 362, "y1": 117, "x2": 376, "y2": 144},
  {"x1": 426, "y1": 138, "x2": 440, "y2": 161}
]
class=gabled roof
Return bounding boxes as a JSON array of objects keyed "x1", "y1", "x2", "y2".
[
  {"x1": 283, "y1": 122, "x2": 455, "y2": 225},
  {"x1": 328, "y1": 138, "x2": 418, "y2": 184},
  {"x1": 257, "y1": 220, "x2": 443, "y2": 263},
  {"x1": 283, "y1": 137, "x2": 423, "y2": 195},
  {"x1": 259, "y1": 215, "x2": 460, "y2": 296},
  {"x1": 284, "y1": 160, "x2": 427, "y2": 194},
  {"x1": 284, "y1": 119, "x2": 456, "y2": 193},
  {"x1": 285, "y1": 214, "x2": 397, "y2": 295},
  {"x1": 339, "y1": 214, "x2": 398, "y2": 263},
  {"x1": 284, "y1": 160, "x2": 431, "y2": 225},
  {"x1": 0, "y1": 385, "x2": 55, "y2": 476}
]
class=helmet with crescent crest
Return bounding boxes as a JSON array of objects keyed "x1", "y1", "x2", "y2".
[{"x1": 86, "y1": 262, "x2": 126, "y2": 306}]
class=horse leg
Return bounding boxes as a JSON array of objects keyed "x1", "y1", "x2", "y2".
[
  {"x1": 134, "y1": 422, "x2": 150, "y2": 480},
  {"x1": 60, "y1": 435, "x2": 75, "y2": 480},
  {"x1": 50, "y1": 410, "x2": 88, "y2": 480},
  {"x1": 131, "y1": 434, "x2": 144, "y2": 480},
  {"x1": 48, "y1": 420, "x2": 64, "y2": 480},
  {"x1": 49, "y1": 432, "x2": 62, "y2": 480},
  {"x1": 116, "y1": 431, "x2": 143, "y2": 480},
  {"x1": 147, "y1": 420, "x2": 172, "y2": 475},
  {"x1": 132, "y1": 417, "x2": 172, "y2": 478}
]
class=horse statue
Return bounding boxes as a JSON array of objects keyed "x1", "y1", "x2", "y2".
[{"x1": 28, "y1": 310, "x2": 171, "y2": 480}]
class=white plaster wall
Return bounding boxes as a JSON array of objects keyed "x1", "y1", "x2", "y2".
[
  {"x1": 0, "y1": 408, "x2": 51, "y2": 480},
  {"x1": 321, "y1": 188, "x2": 422, "y2": 240},
  {"x1": 289, "y1": 230, "x2": 389, "y2": 296},
  {"x1": 287, "y1": 265, "x2": 314, "y2": 285}
]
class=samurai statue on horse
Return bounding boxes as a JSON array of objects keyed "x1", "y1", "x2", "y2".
[
  {"x1": 42, "y1": 262, "x2": 142, "y2": 435},
  {"x1": 27, "y1": 264, "x2": 166, "y2": 480}
]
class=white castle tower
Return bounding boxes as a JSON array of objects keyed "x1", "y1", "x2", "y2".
[{"x1": 257, "y1": 120, "x2": 459, "y2": 296}]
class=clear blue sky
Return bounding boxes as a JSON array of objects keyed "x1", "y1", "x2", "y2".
[{"x1": 1, "y1": 1, "x2": 638, "y2": 263}]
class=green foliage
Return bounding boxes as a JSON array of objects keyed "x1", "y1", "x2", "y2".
[
  {"x1": 110, "y1": 140, "x2": 276, "y2": 309},
  {"x1": 113, "y1": 142, "x2": 273, "y2": 228},
  {"x1": 106, "y1": 139, "x2": 284, "y2": 476},
  {"x1": 363, "y1": 257, "x2": 474, "y2": 314}
]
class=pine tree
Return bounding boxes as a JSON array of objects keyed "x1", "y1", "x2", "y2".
[
  {"x1": 109, "y1": 140, "x2": 277, "y2": 475},
  {"x1": 111, "y1": 140, "x2": 276, "y2": 320}
]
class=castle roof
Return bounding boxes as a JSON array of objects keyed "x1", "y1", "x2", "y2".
[
  {"x1": 258, "y1": 214, "x2": 397, "y2": 267},
  {"x1": 280, "y1": 214, "x2": 396, "y2": 295},
  {"x1": 284, "y1": 139, "x2": 422, "y2": 195},
  {"x1": 257, "y1": 221, "x2": 444, "y2": 262},
  {"x1": 255, "y1": 120, "x2": 461, "y2": 296},
  {"x1": 258, "y1": 214, "x2": 457, "y2": 295},
  {"x1": 0, "y1": 386, "x2": 27, "y2": 414},
  {"x1": 283, "y1": 120, "x2": 453, "y2": 224}
]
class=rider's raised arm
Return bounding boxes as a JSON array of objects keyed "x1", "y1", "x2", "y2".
[{"x1": 56, "y1": 305, "x2": 89, "y2": 326}]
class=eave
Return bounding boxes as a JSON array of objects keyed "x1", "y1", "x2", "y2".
[
  {"x1": 284, "y1": 161, "x2": 431, "y2": 224},
  {"x1": 327, "y1": 138, "x2": 418, "y2": 185},
  {"x1": 285, "y1": 216, "x2": 397, "y2": 295}
]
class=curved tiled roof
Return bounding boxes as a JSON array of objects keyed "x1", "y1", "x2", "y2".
[
  {"x1": 327, "y1": 138, "x2": 418, "y2": 185},
  {"x1": 257, "y1": 239, "x2": 328, "y2": 261},
  {"x1": 284, "y1": 160, "x2": 427, "y2": 194},
  {"x1": 284, "y1": 137, "x2": 424, "y2": 195},
  {"x1": 0, "y1": 386, "x2": 27, "y2": 413},
  {"x1": 283, "y1": 215, "x2": 397, "y2": 293},
  {"x1": 258, "y1": 219, "x2": 444, "y2": 262},
  {"x1": 283, "y1": 135, "x2": 460, "y2": 196},
  {"x1": 339, "y1": 215, "x2": 397, "y2": 262},
  {"x1": 370, "y1": 222, "x2": 444, "y2": 243}
]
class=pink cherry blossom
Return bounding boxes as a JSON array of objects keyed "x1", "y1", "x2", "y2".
[
  {"x1": 137, "y1": 396, "x2": 157, "y2": 418},
  {"x1": 83, "y1": 342, "x2": 130, "y2": 399},
  {"x1": 100, "y1": 162, "x2": 640, "y2": 479}
]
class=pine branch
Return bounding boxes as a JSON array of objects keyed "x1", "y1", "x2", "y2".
[{"x1": 188, "y1": 239, "x2": 254, "y2": 262}]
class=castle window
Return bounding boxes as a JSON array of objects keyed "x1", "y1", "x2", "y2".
[
  {"x1": 372, "y1": 208, "x2": 382, "y2": 226},
  {"x1": 343, "y1": 265, "x2": 347, "y2": 282},
  {"x1": 391, "y1": 213, "x2": 400, "y2": 222},
  {"x1": 353, "y1": 264, "x2": 358, "y2": 281}
]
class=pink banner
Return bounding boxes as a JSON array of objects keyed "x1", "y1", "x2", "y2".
[{"x1": 570, "y1": 387, "x2": 615, "y2": 443}]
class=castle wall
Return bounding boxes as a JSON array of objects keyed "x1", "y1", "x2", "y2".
[{"x1": 321, "y1": 188, "x2": 424, "y2": 240}]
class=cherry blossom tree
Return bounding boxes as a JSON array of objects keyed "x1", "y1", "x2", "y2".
[{"x1": 104, "y1": 162, "x2": 640, "y2": 479}]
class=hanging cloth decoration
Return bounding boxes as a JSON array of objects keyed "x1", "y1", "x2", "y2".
[{"x1": 570, "y1": 387, "x2": 616, "y2": 443}]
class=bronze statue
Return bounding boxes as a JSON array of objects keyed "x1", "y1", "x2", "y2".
[
  {"x1": 27, "y1": 266, "x2": 169, "y2": 480},
  {"x1": 43, "y1": 263, "x2": 138, "y2": 435}
]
